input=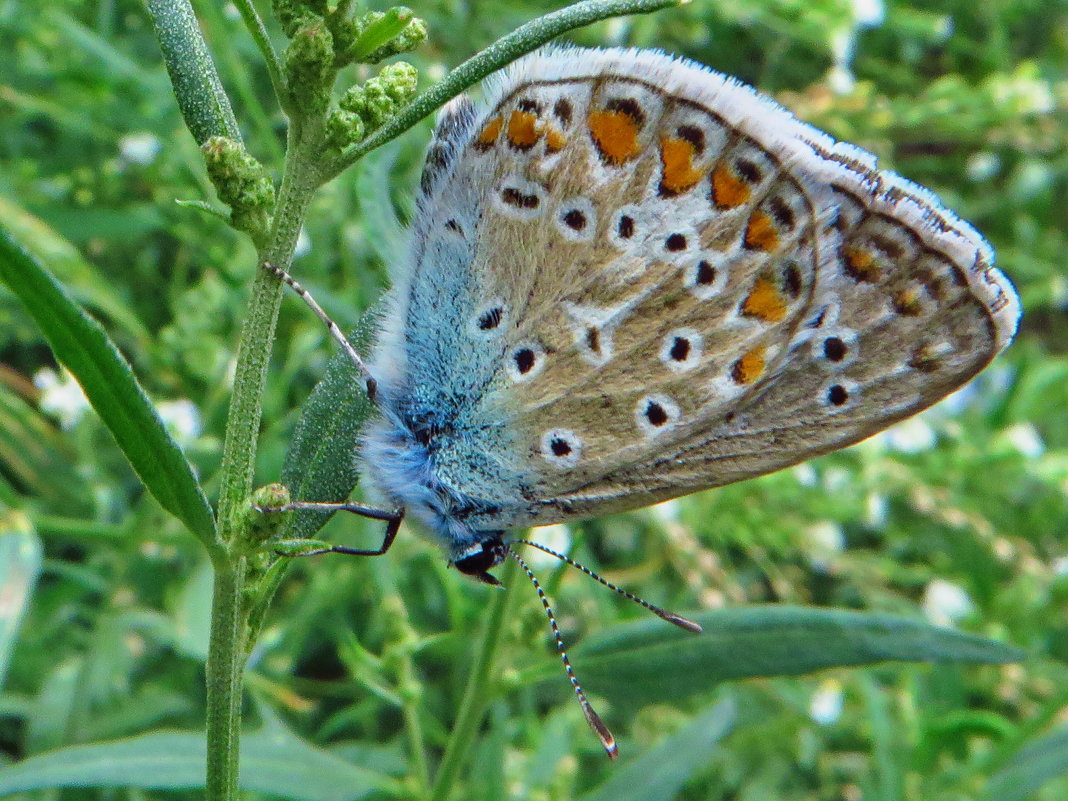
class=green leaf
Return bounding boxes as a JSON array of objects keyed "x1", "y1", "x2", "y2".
[
  {"x1": 0, "y1": 225, "x2": 216, "y2": 544},
  {"x1": 982, "y1": 726, "x2": 1068, "y2": 801},
  {"x1": 551, "y1": 606, "x2": 1024, "y2": 705},
  {"x1": 0, "y1": 516, "x2": 42, "y2": 690},
  {"x1": 0, "y1": 727, "x2": 403, "y2": 800},
  {"x1": 281, "y1": 310, "x2": 380, "y2": 540},
  {"x1": 0, "y1": 195, "x2": 150, "y2": 348},
  {"x1": 578, "y1": 699, "x2": 735, "y2": 800},
  {"x1": 144, "y1": 0, "x2": 241, "y2": 144}
]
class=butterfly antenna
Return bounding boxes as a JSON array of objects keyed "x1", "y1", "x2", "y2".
[
  {"x1": 509, "y1": 548, "x2": 618, "y2": 760},
  {"x1": 515, "y1": 539, "x2": 702, "y2": 634},
  {"x1": 262, "y1": 261, "x2": 378, "y2": 400}
]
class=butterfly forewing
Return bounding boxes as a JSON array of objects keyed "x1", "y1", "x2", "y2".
[{"x1": 381, "y1": 47, "x2": 1019, "y2": 532}]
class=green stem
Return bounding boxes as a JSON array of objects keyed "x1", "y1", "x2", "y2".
[
  {"x1": 429, "y1": 558, "x2": 521, "y2": 801},
  {"x1": 324, "y1": 0, "x2": 683, "y2": 182},
  {"x1": 230, "y1": 0, "x2": 289, "y2": 113},
  {"x1": 204, "y1": 560, "x2": 247, "y2": 801},
  {"x1": 206, "y1": 126, "x2": 322, "y2": 801}
]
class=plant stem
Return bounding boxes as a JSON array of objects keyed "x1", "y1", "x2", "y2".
[
  {"x1": 206, "y1": 126, "x2": 323, "y2": 800},
  {"x1": 429, "y1": 558, "x2": 521, "y2": 801},
  {"x1": 204, "y1": 560, "x2": 247, "y2": 801}
]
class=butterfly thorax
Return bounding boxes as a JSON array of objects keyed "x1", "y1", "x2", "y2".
[{"x1": 362, "y1": 396, "x2": 519, "y2": 561}]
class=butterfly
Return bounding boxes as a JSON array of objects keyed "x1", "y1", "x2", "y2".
[{"x1": 269, "y1": 46, "x2": 1021, "y2": 757}]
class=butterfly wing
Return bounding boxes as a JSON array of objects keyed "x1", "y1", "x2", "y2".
[{"x1": 374, "y1": 47, "x2": 1019, "y2": 532}]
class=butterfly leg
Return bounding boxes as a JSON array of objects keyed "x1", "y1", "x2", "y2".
[
  {"x1": 261, "y1": 261, "x2": 378, "y2": 401},
  {"x1": 271, "y1": 502, "x2": 404, "y2": 557}
]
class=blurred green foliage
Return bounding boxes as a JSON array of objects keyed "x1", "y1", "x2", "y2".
[{"x1": 1, "y1": 0, "x2": 1066, "y2": 799}]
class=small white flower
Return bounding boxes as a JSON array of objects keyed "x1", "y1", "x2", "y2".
[
  {"x1": 794, "y1": 463, "x2": 818, "y2": 487},
  {"x1": 809, "y1": 679, "x2": 844, "y2": 725},
  {"x1": 648, "y1": 499, "x2": 682, "y2": 525},
  {"x1": 1001, "y1": 423, "x2": 1044, "y2": 458},
  {"x1": 805, "y1": 522, "x2": 845, "y2": 572},
  {"x1": 923, "y1": 579, "x2": 974, "y2": 626},
  {"x1": 966, "y1": 152, "x2": 1001, "y2": 182},
  {"x1": 34, "y1": 368, "x2": 90, "y2": 429},
  {"x1": 157, "y1": 399, "x2": 202, "y2": 445},
  {"x1": 851, "y1": 0, "x2": 885, "y2": 27},
  {"x1": 865, "y1": 493, "x2": 888, "y2": 528},
  {"x1": 119, "y1": 132, "x2": 162, "y2": 166},
  {"x1": 827, "y1": 65, "x2": 856, "y2": 95},
  {"x1": 885, "y1": 416, "x2": 936, "y2": 454}
]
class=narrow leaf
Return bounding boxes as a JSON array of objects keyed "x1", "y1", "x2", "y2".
[
  {"x1": 982, "y1": 727, "x2": 1068, "y2": 801},
  {"x1": 0, "y1": 225, "x2": 216, "y2": 543},
  {"x1": 145, "y1": 0, "x2": 241, "y2": 144},
  {"x1": 548, "y1": 606, "x2": 1024, "y2": 705},
  {"x1": 578, "y1": 699, "x2": 735, "y2": 801},
  {"x1": 281, "y1": 310, "x2": 380, "y2": 539},
  {"x1": 0, "y1": 729, "x2": 402, "y2": 800}
]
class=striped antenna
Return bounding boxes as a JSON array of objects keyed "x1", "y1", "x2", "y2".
[
  {"x1": 262, "y1": 261, "x2": 378, "y2": 400},
  {"x1": 509, "y1": 549, "x2": 618, "y2": 759},
  {"x1": 515, "y1": 539, "x2": 702, "y2": 633}
]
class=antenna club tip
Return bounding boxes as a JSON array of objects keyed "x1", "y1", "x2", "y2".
[
  {"x1": 582, "y1": 704, "x2": 617, "y2": 759},
  {"x1": 664, "y1": 613, "x2": 703, "y2": 633}
]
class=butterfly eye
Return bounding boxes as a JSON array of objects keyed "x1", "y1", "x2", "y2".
[
  {"x1": 541, "y1": 429, "x2": 583, "y2": 468},
  {"x1": 507, "y1": 343, "x2": 545, "y2": 382},
  {"x1": 635, "y1": 394, "x2": 681, "y2": 438}
]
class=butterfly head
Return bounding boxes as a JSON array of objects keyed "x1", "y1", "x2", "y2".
[{"x1": 453, "y1": 534, "x2": 508, "y2": 585}]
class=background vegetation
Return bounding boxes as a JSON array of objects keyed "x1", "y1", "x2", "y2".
[{"x1": 1, "y1": 0, "x2": 1066, "y2": 799}]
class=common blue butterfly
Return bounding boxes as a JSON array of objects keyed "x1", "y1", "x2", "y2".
[{"x1": 270, "y1": 46, "x2": 1021, "y2": 756}]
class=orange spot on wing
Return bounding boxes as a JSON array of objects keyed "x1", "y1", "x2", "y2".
[
  {"x1": 744, "y1": 210, "x2": 779, "y2": 252},
  {"x1": 660, "y1": 137, "x2": 705, "y2": 195},
  {"x1": 731, "y1": 346, "x2": 766, "y2": 385},
  {"x1": 588, "y1": 110, "x2": 641, "y2": 164},
  {"x1": 741, "y1": 276, "x2": 788, "y2": 322},
  {"x1": 545, "y1": 126, "x2": 566, "y2": 152},
  {"x1": 476, "y1": 116, "x2": 503, "y2": 147},
  {"x1": 892, "y1": 287, "x2": 923, "y2": 316},
  {"x1": 843, "y1": 245, "x2": 880, "y2": 282},
  {"x1": 507, "y1": 110, "x2": 540, "y2": 149},
  {"x1": 711, "y1": 162, "x2": 751, "y2": 208}
]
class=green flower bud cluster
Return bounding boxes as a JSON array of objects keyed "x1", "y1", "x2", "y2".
[
  {"x1": 332, "y1": 6, "x2": 428, "y2": 65},
  {"x1": 272, "y1": 0, "x2": 327, "y2": 38},
  {"x1": 283, "y1": 18, "x2": 335, "y2": 115},
  {"x1": 201, "y1": 137, "x2": 275, "y2": 244},
  {"x1": 326, "y1": 61, "x2": 418, "y2": 150},
  {"x1": 274, "y1": 2, "x2": 426, "y2": 143}
]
